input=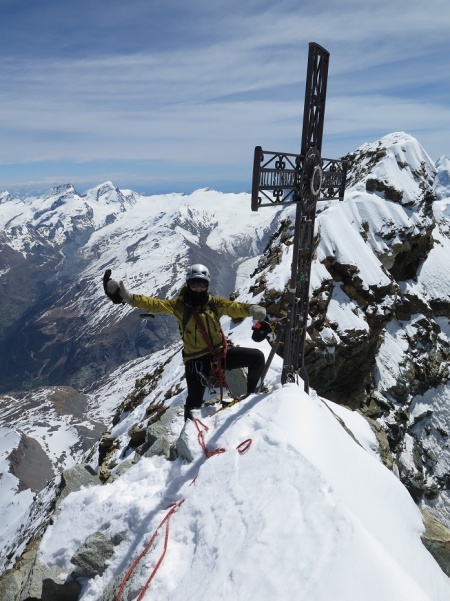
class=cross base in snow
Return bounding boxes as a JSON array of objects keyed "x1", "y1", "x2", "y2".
[{"x1": 251, "y1": 42, "x2": 348, "y2": 390}]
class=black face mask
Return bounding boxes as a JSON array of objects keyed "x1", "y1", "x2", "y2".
[
  {"x1": 184, "y1": 286, "x2": 209, "y2": 307},
  {"x1": 188, "y1": 278, "x2": 209, "y2": 290}
]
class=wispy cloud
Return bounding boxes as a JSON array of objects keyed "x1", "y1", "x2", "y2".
[{"x1": 1, "y1": 0, "x2": 449, "y2": 193}]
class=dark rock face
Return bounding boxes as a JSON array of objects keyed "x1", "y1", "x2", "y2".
[
  {"x1": 8, "y1": 434, "x2": 54, "y2": 493},
  {"x1": 40, "y1": 577, "x2": 82, "y2": 601}
]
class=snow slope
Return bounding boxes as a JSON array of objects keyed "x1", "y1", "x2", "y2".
[
  {"x1": 39, "y1": 387, "x2": 450, "y2": 600},
  {"x1": 36, "y1": 318, "x2": 450, "y2": 600}
]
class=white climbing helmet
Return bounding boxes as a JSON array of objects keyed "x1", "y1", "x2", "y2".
[{"x1": 186, "y1": 263, "x2": 211, "y2": 284}]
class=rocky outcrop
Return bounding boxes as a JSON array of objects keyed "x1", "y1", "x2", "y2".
[
  {"x1": 0, "y1": 462, "x2": 103, "y2": 600},
  {"x1": 0, "y1": 544, "x2": 82, "y2": 601},
  {"x1": 8, "y1": 433, "x2": 54, "y2": 493},
  {"x1": 71, "y1": 531, "x2": 126, "y2": 577},
  {"x1": 0, "y1": 398, "x2": 193, "y2": 600},
  {"x1": 421, "y1": 510, "x2": 450, "y2": 577},
  {"x1": 0, "y1": 532, "x2": 67, "y2": 600},
  {"x1": 60, "y1": 464, "x2": 102, "y2": 498}
]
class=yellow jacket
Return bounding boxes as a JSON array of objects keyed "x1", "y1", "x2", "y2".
[{"x1": 131, "y1": 286, "x2": 252, "y2": 362}]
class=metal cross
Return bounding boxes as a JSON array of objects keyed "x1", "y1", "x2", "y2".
[{"x1": 251, "y1": 42, "x2": 348, "y2": 391}]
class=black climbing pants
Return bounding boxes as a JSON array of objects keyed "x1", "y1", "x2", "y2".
[{"x1": 184, "y1": 346, "x2": 265, "y2": 411}]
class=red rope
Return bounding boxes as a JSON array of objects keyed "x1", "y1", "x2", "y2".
[
  {"x1": 193, "y1": 418, "x2": 226, "y2": 458},
  {"x1": 115, "y1": 499, "x2": 184, "y2": 601},
  {"x1": 236, "y1": 438, "x2": 252, "y2": 454},
  {"x1": 116, "y1": 422, "x2": 252, "y2": 600},
  {"x1": 194, "y1": 420, "x2": 252, "y2": 457}
]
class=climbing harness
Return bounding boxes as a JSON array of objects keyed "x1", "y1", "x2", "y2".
[
  {"x1": 191, "y1": 310, "x2": 229, "y2": 403},
  {"x1": 189, "y1": 359, "x2": 213, "y2": 391}
]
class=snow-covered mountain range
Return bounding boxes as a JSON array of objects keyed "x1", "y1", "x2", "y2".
[
  {"x1": 1, "y1": 131, "x2": 450, "y2": 599},
  {"x1": 0, "y1": 181, "x2": 279, "y2": 393}
]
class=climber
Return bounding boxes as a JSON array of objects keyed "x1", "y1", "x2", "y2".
[{"x1": 103, "y1": 264, "x2": 266, "y2": 421}]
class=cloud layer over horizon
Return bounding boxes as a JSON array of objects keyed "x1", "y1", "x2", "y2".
[{"x1": 1, "y1": 0, "x2": 449, "y2": 195}]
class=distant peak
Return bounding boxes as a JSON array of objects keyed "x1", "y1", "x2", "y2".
[
  {"x1": 48, "y1": 183, "x2": 76, "y2": 194},
  {"x1": 0, "y1": 191, "x2": 15, "y2": 204},
  {"x1": 98, "y1": 181, "x2": 116, "y2": 190},
  {"x1": 82, "y1": 181, "x2": 121, "y2": 203},
  {"x1": 96, "y1": 182, "x2": 118, "y2": 197},
  {"x1": 436, "y1": 156, "x2": 450, "y2": 169}
]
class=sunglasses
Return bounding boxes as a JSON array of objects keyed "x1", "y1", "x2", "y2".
[{"x1": 189, "y1": 278, "x2": 208, "y2": 289}]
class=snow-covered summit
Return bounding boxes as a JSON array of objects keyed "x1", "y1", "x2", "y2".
[
  {"x1": 82, "y1": 180, "x2": 139, "y2": 212},
  {"x1": 0, "y1": 181, "x2": 140, "y2": 254},
  {"x1": 345, "y1": 131, "x2": 436, "y2": 208}
]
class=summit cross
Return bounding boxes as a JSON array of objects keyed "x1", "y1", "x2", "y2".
[{"x1": 251, "y1": 42, "x2": 348, "y2": 390}]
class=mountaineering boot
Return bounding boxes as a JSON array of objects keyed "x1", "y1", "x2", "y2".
[
  {"x1": 220, "y1": 392, "x2": 247, "y2": 409},
  {"x1": 184, "y1": 405, "x2": 194, "y2": 421},
  {"x1": 220, "y1": 390, "x2": 238, "y2": 408},
  {"x1": 184, "y1": 401, "x2": 203, "y2": 421}
]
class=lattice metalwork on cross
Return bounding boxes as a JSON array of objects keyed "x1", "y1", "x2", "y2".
[{"x1": 251, "y1": 42, "x2": 348, "y2": 390}]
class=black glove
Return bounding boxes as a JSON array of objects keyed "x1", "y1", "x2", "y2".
[
  {"x1": 103, "y1": 269, "x2": 124, "y2": 304},
  {"x1": 251, "y1": 319, "x2": 272, "y2": 342}
]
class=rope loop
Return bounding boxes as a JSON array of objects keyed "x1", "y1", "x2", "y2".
[{"x1": 236, "y1": 438, "x2": 252, "y2": 454}]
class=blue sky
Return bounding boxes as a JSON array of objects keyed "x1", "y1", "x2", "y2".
[{"x1": 1, "y1": 0, "x2": 449, "y2": 196}]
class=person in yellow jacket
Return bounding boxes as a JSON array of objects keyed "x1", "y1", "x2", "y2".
[{"x1": 104, "y1": 264, "x2": 266, "y2": 420}]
